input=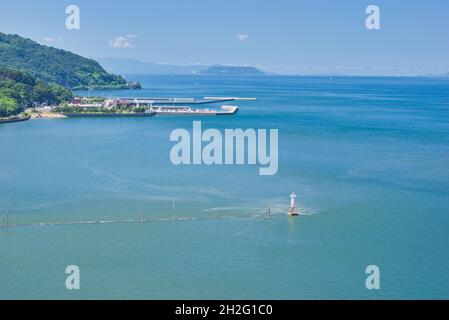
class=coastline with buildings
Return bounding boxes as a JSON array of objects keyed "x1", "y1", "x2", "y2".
[{"x1": 9, "y1": 96, "x2": 247, "y2": 122}]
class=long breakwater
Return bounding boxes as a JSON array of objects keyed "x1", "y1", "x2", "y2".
[{"x1": 0, "y1": 212, "x2": 295, "y2": 230}]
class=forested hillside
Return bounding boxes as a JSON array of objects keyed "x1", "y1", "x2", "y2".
[
  {"x1": 0, "y1": 32, "x2": 127, "y2": 89},
  {"x1": 0, "y1": 68, "x2": 72, "y2": 117}
]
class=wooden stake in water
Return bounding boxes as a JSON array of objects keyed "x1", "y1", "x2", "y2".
[
  {"x1": 1, "y1": 210, "x2": 9, "y2": 229},
  {"x1": 138, "y1": 209, "x2": 143, "y2": 223},
  {"x1": 264, "y1": 208, "x2": 271, "y2": 220},
  {"x1": 172, "y1": 200, "x2": 175, "y2": 221}
]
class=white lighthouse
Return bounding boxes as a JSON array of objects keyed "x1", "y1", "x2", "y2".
[{"x1": 288, "y1": 192, "x2": 298, "y2": 216}]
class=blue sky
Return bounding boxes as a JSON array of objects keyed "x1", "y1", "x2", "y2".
[{"x1": 0, "y1": 0, "x2": 448, "y2": 75}]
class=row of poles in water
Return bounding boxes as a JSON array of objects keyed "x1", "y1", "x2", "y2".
[
  {"x1": 1, "y1": 192, "x2": 297, "y2": 229},
  {"x1": 137, "y1": 200, "x2": 177, "y2": 223},
  {"x1": 136, "y1": 200, "x2": 274, "y2": 225},
  {"x1": 136, "y1": 202, "x2": 272, "y2": 223},
  {"x1": 1, "y1": 210, "x2": 9, "y2": 229}
]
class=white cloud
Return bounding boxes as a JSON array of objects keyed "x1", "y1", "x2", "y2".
[
  {"x1": 108, "y1": 36, "x2": 135, "y2": 48},
  {"x1": 237, "y1": 34, "x2": 249, "y2": 41}
]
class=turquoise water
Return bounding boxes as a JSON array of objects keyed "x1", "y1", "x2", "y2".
[{"x1": 1, "y1": 76, "x2": 448, "y2": 299}]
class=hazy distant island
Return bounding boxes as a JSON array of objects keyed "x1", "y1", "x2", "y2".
[
  {"x1": 197, "y1": 65, "x2": 265, "y2": 76},
  {"x1": 97, "y1": 58, "x2": 207, "y2": 75},
  {"x1": 97, "y1": 58, "x2": 265, "y2": 76}
]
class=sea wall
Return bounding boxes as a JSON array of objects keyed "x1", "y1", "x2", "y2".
[
  {"x1": 0, "y1": 115, "x2": 30, "y2": 124},
  {"x1": 62, "y1": 113, "x2": 156, "y2": 118}
]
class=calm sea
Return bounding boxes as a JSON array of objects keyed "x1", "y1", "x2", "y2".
[{"x1": 0, "y1": 75, "x2": 448, "y2": 299}]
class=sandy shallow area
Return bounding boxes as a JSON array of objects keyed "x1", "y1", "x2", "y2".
[{"x1": 30, "y1": 112, "x2": 66, "y2": 119}]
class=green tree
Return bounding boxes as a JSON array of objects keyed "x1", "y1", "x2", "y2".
[
  {"x1": 1, "y1": 67, "x2": 74, "y2": 112},
  {"x1": 0, "y1": 96, "x2": 18, "y2": 117},
  {"x1": 49, "y1": 84, "x2": 73, "y2": 103},
  {"x1": 31, "y1": 81, "x2": 57, "y2": 105}
]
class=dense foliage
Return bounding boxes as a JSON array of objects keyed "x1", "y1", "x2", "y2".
[
  {"x1": 0, "y1": 68, "x2": 73, "y2": 116},
  {"x1": 0, "y1": 96, "x2": 17, "y2": 117},
  {"x1": 0, "y1": 32, "x2": 127, "y2": 89}
]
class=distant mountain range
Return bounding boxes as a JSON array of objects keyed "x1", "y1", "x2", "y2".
[
  {"x1": 97, "y1": 58, "x2": 205, "y2": 75},
  {"x1": 97, "y1": 58, "x2": 265, "y2": 76},
  {"x1": 0, "y1": 32, "x2": 128, "y2": 89}
]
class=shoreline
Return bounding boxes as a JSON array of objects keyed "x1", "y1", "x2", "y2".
[
  {"x1": 2, "y1": 96, "x2": 242, "y2": 124},
  {"x1": 30, "y1": 112, "x2": 66, "y2": 119},
  {"x1": 29, "y1": 112, "x2": 158, "y2": 119},
  {"x1": 62, "y1": 112, "x2": 156, "y2": 118}
]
